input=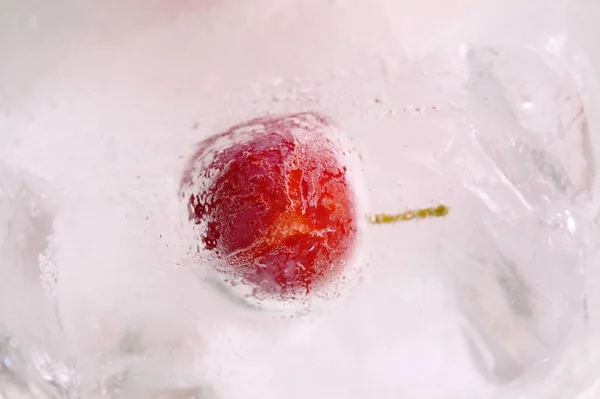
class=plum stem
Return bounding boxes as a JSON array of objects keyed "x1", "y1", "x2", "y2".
[{"x1": 366, "y1": 204, "x2": 449, "y2": 225}]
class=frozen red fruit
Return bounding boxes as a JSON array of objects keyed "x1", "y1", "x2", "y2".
[{"x1": 180, "y1": 112, "x2": 358, "y2": 299}]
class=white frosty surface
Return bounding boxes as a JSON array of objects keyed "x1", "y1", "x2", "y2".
[{"x1": 1, "y1": 0, "x2": 600, "y2": 398}]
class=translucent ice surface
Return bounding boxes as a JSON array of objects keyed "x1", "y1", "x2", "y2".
[{"x1": 1, "y1": 0, "x2": 600, "y2": 398}]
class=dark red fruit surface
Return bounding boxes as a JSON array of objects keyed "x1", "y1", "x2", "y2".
[{"x1": 181, "y1": 112, "x2": 357, "y2": 298}]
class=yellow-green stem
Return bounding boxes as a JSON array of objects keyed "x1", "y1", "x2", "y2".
[{"x1": 366, "y1": 204, "x2": 449, "y2": 225}]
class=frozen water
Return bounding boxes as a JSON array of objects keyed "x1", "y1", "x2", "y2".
[{"x1": 1, "y1": 0, "x2": 600, "y2": 398}]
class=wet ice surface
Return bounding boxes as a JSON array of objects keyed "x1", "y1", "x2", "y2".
[{"x1": 1, "y1": 0, "x2": 599, "y2": 398}]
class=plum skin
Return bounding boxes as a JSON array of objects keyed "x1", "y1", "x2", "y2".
[{"x1": 182, "y1": 112, "x2": 358, "y2": 298}]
